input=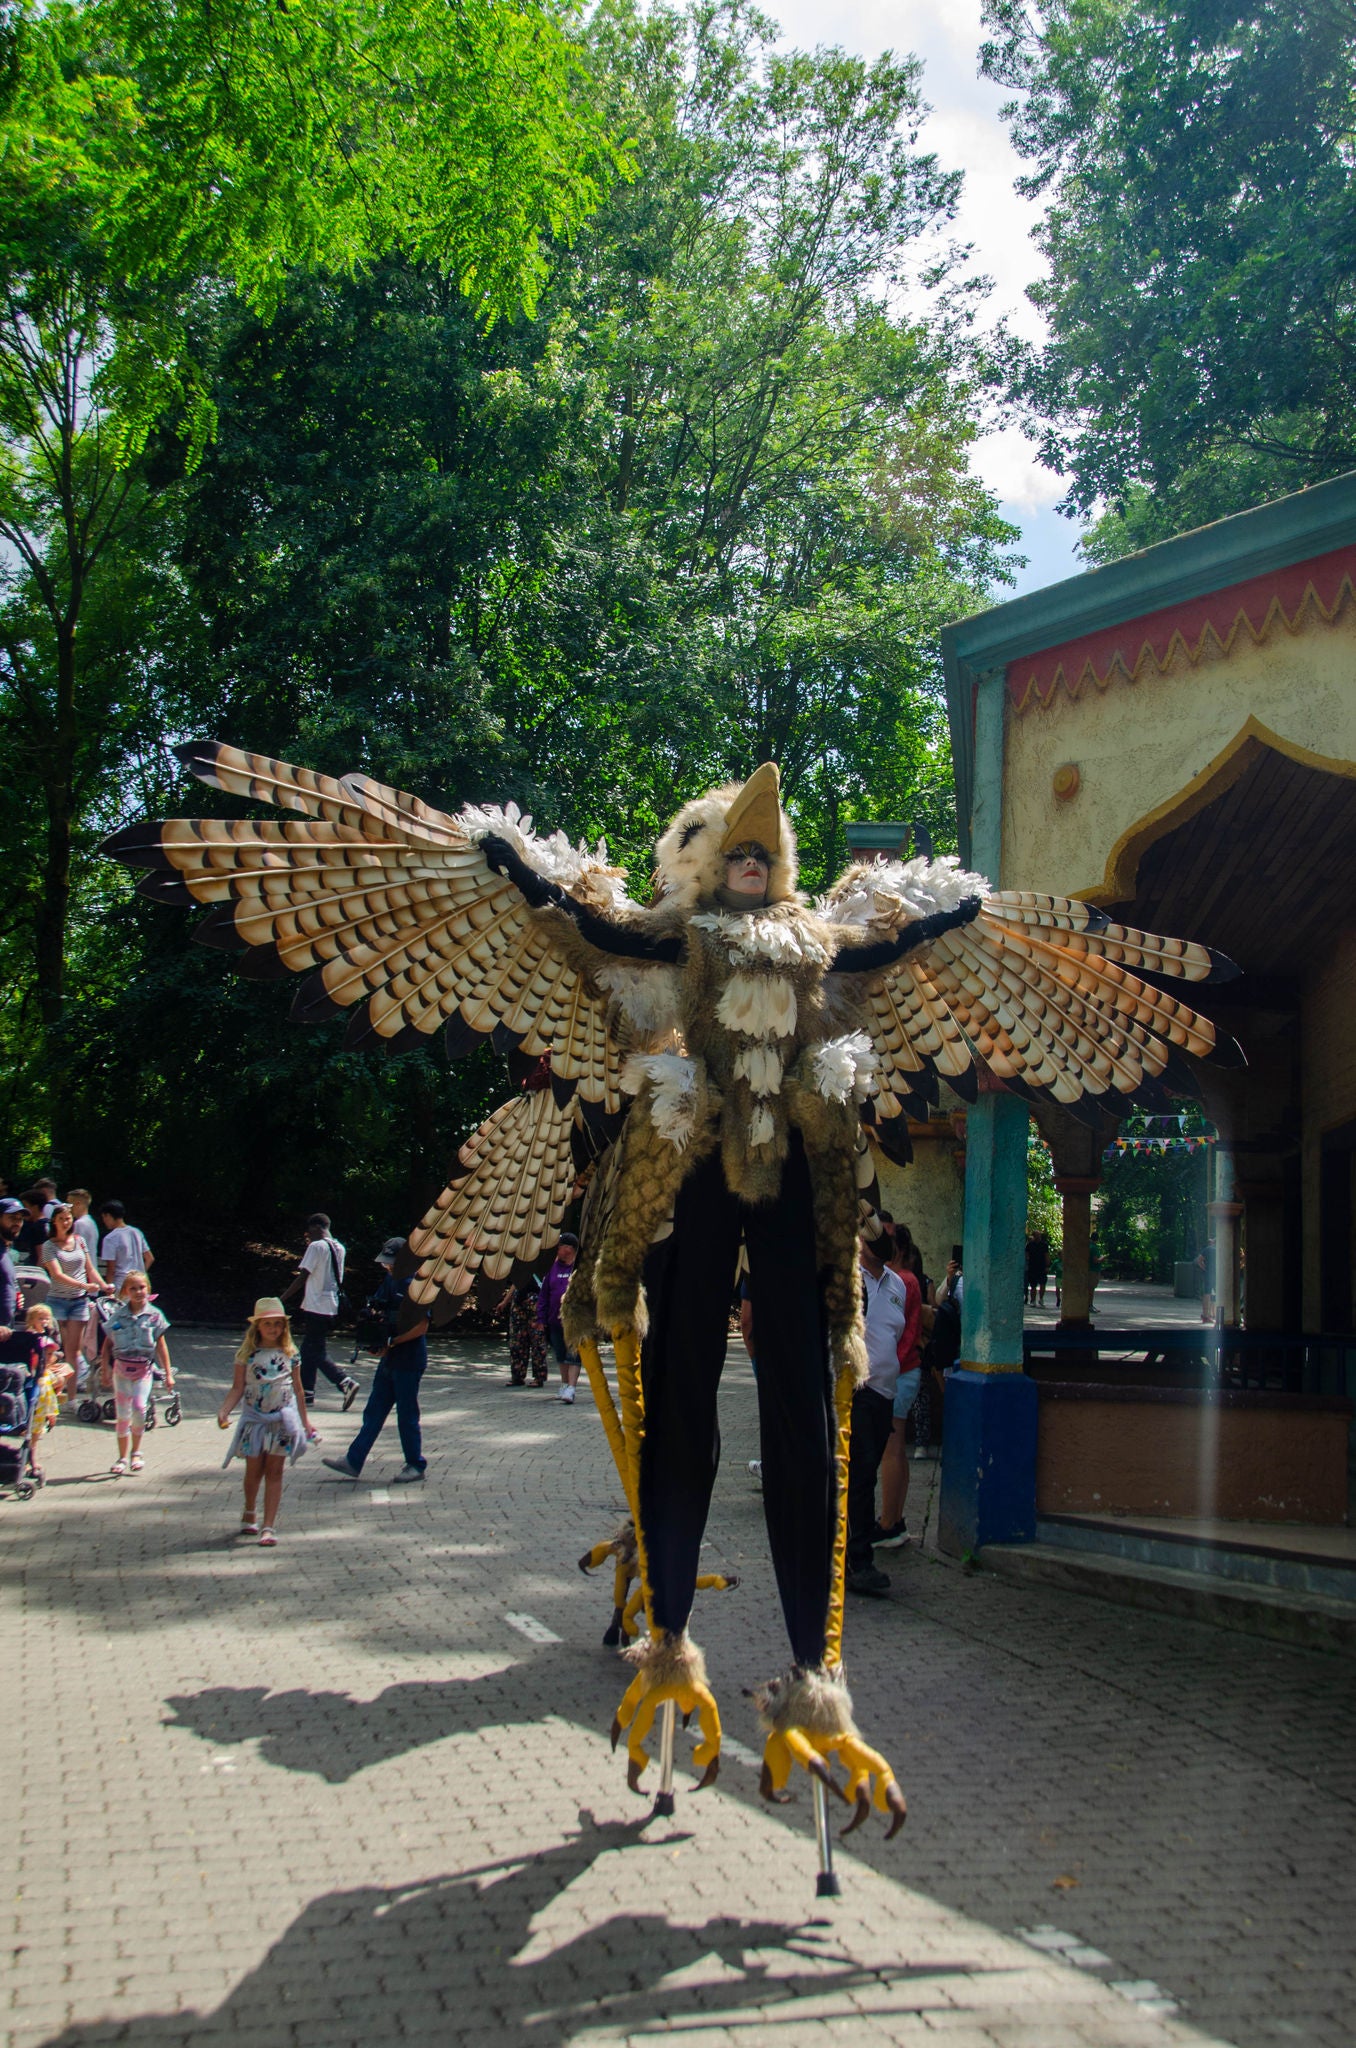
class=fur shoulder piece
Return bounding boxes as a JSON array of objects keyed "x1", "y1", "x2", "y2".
[
  {"x1": 457, "y1": 799, "x2": 640, "y2": 918},
  {"x1": 689, "y1": 904, "x2": 831, "y2": 970},
  {"x1": 818, "y1": 855, "x2": 990, "y2": 943}
]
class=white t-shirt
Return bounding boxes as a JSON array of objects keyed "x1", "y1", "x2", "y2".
[
  {"x1": 862, "y1": 1266, "x2": 909, "y2": 1399},
  {"x1": 72, "y1": 1214, "x2": 100, "y2": 1261},
  {"x1": 100, "y1": 1224, "x2": 151, "y2": 1287},
  {"x1": 299, "y1": 1236, "x2": 345, "y2": 1315}
]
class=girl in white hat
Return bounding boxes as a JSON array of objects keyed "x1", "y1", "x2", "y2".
[{"x1": 218, "y1": 1297, "x2": 310, "y2": 1545}]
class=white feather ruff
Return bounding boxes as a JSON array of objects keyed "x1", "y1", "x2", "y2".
[
  {"x1": 732, "y1": 1045, "x2": 784, "y2": 1096},
  {"x1": 716, "y1": 974, "x2": 798, "y2": 1038},
  {"x1": 748, "y1": 1104, "x2": 776, "y2": 1148},
  {"x1": 690, "y1": 911, "x2": 828, "y2": 969},
  {"x1": 621, "y1": 1053, "x2": 700, "y2": 1150},
  {"x1": 594, "y1": 961, "x2": 683, "y2": 1036},
  {"x1": 818, "y1": 855, "x2": 990, "y2": 935},
  {"x1": 457, "y1": 800, "x2": 631, "y2": 910},
  {"x1": 812, "y1": 1032, "x2": 878, "y2": 1105}
]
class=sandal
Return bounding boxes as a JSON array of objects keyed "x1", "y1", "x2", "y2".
[
  {"x1": 239, "y1": 1515, "x2": 260, "y2": 1536},
  {"x1": 110, "y1": 1458, "x2": 128, "y2": 1477},
  {"x1": 258, "y1": 1527, "x2": 278, "y2": 1547},
  {"x1": 129, "y1": 1454, "x2": 144, "y2": 1472}
]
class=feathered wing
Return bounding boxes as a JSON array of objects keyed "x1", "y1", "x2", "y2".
[
  {"x1": 823, "y1": 859, "x2": 1240, "y2": 1125},
  {"x1": 406, "y1": 1082, "x2": 580, "y2": 1320},
  {"x1": 104, "y1": 741, "x2": 638, "y2": 1115}
]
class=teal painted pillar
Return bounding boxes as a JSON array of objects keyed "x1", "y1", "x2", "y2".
[{"x1": 938, "y1": 668, "x2": 1038, "y2": 1556}]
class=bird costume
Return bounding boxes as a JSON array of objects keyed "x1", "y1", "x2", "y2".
[{"x1": 108, "y1": 744, "x2": 1237, "y2": 1837}]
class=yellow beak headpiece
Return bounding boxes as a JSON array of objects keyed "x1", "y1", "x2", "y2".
[{"x1": 719, "y1": 763, "x2": 783, "y2": 860}]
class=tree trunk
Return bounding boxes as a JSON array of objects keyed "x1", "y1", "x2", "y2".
[{"x1": 34, "y1": 615, "x2": 79, "y2": 1142}]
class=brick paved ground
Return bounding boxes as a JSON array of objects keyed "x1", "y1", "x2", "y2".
[{"x1": 4, "y1": 1331, "x2": 1352, "y2": 2048}]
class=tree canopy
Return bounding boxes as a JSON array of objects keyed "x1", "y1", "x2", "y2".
[
  {"x1": 2, "y1": 0, "x2": 1015, "y2": 1256},
  {"x1": 981, "y1": 0, "x2": 1356, "y2": 557}
]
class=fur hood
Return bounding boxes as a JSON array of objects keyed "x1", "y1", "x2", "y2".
[{"x1": 653, "y1": 772, "x2": 799, "y2": 911}]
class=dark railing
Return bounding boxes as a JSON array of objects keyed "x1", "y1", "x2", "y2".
[{"x1": 1022, "y1": 1326, "x2": 1356, "y2": 1399}]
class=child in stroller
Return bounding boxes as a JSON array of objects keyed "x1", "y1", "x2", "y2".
[{"x1": 0, "y1": 1324, "x2": 57, "y2": 1498}]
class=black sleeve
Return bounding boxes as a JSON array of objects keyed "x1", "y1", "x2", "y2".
[
  {"x1": 831, "y1": 896, "x2": 984, "y2": 975},
  {"x1": 479, "y1": 833, "x2": 682, "y2": 964}
]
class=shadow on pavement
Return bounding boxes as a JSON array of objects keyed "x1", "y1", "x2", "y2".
[
  {"x1": 38, "y1": 1809, "x2": 988, "y2": 2046},
  {"x1": 164, "y1": 1665, "x2": 583, "y2": 1782}
]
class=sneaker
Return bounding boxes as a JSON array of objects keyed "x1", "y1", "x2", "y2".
[
  {"x1": 321, "y1": 1455, "x2": 361, "y2": 1479},
  {"x1": 847, "y1": 1564, "x2": 891, "y2": 1598},
  {"x1": 559, "y1": 1386, "x2": 576, "y2": 1404},
  {"x1": 747, "y1": 1458, "x2": 762, "y2": 1486},
  {"x1": 392, "y1": 1463, "x2": 426, "y2": 1483},
  {"x1": 872, "y1": 1519, "x2": 911, "y2": 1549},
  {"x1": 340, "y1": 1377, "x2": 361, "y2": 1411}
]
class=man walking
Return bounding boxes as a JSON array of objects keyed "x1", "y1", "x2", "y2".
[
  {"x1": 0, "y1": 1197, "x2": 25, "y2": 1332},
  {"x1": 846, "y1": 1233, "x2": 909, "y2": 1598},
  {"x1": 323, "y1": 1238, "x2": 429, "y2": 1483},
  {"x1": 98, "y1": 1200, "x2": 153, "y2": 1289},
  {"x1": 281, "y1": 1214, "x2": 359, "y2": 1414}
]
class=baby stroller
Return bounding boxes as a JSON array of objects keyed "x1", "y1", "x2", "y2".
[
  {"x1": 144, "y1": 1363, "x2": 182, "y2": 1431},
  {"x1": 76, "y1": 1296, "x2": 116, "y2": 1424},
  {"x1": 0, "y1": 1360, "x2": 39, "y2": 1501}
]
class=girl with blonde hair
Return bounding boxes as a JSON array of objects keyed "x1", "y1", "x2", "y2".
[
  {"x1": 217, "y1": 1297, "x2": 310, "y2": 1545},
  {"x1": 99, "y1": 1272, "x2": 173, "y2": 1476}
]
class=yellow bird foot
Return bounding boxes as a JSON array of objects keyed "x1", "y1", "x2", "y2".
[
  {"x1": 752, "y1": 1665, "x2": 907, "y2": 1840},
  {"x1": 609, "y1": 1631, "x2": 722, "y2": 1795}
]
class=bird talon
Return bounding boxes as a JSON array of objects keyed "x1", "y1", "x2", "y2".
[
  {"x1": 610, "y1": 1715, "x2": 623, "y2": 1752},
  {"x1": 626, "y1": 1756, "x2": 647, "y2": 1795},
  {"x1": 840, "y1": 1786, "x2": 871, "y2": 1837},
  {"x1": 696, "y1": 1755, "x2": 720, "y2": 1791},
  {"x1": 603, "y1": 1617, "x2": 622, "y2": 1647},
  {"x1": 759, "y1": 1762, "x2": 793, "y2": 1805},
  {"x1": 884, "y1": 1781, "x2": 908, "y2": 1839}
]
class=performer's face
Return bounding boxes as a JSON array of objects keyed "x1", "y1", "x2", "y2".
[{"x1": 724, "y1": 845, "x2": 770, "y2": 898}]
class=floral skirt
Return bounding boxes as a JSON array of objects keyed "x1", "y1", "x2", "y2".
[{"x1": 223, "y1": 1400, "x2": 307, "y2": 1466}]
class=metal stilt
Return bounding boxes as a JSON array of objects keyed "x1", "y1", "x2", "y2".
[
  {"x1": 654, "y1": 1698, "x2": 677, "y2": 1816},
  {"x1": 813, "y1": 1776, "x2": 841, "y2": 1897}
]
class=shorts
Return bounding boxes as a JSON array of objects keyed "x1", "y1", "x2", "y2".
[
  {"x1": 112, "y1": 1363, "x2": 154, "y2": 1431},
  {"x1": 892, "y1": 1366, "x2": 922, "y2": 1421},
  {"x1": 52, "y1": 1296, "x2": 90, "y2": 1324}
]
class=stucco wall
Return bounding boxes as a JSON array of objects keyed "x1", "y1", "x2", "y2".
[
  {"x1": 876, "y1": 1122, "x2": 964, "y2": 1288},
  {"x1": 1000, "y1": 608, "x2": 1356, "y2": 895}
]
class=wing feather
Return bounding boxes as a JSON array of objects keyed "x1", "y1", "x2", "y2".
[
  {"x1": 104, "y1": 744, "x2": 629, "y2": 1101},
  {"x1": 406, "y1": 1086, "x2": 578, "y2": 1314}
]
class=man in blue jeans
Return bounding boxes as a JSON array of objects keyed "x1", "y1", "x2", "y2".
[{"x1": 322, "y1": 1238, "x2": 429, "y2": 1483}]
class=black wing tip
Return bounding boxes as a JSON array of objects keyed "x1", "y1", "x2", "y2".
[
  {"x1": 101, "y1": 820, "x2": 170, "y2": 864},
  {"x1": 1205, "y1": 950, "x2": 1242, "y2": 985},
  {"x1": 136, "y1": 872, "x2": 196, "y2": 906},
  {"x1": 192, "y1": 907, "x2": 248, "y2": 954},
  {"x1": 1209, "y1": 1030, "x2": 1248, "y2": 1070},
  {"x1": 175, "y1": 740, "x2": 226, "y2": 785},
  {"x1": 443, "y1": 1011, "x2": 491, "y2": 1061}
]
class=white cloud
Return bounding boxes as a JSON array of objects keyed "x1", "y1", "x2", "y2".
[{"x1": 770, "y1": 0, "x2": 1077, "y2": 536}]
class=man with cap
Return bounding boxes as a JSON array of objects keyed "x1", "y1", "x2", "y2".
[
  {"x1": 322, "y1": 1238, "x2": 430, "y2": 1482},
  {"x1": 0, "y1": 1197, "x2": 25, "y2": 1332},
  {"x1": 538, "y1": 1232, "x2": 581, "y2": 1403}
]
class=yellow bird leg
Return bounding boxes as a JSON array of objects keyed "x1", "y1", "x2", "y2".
[
  {"x1": 758, "y1": 1729, "x2": 796, "y2": 1804},
  {"x1": 622, "y1": 1581, "x2": 646, "y2": 1638},
  {"x1": 610, "y1": 1633, "x2": 721, "y2": 1793},
  {"x1": 694, "y1": 1571, "x2": 740, "y2": 1593},
  {"x1": 577, "y1": 1539, "x2": 613, "y2": 1574}
]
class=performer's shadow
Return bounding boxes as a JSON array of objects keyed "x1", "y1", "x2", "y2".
[
  {"x1": 164, "y1": 1654, "x2": 613, "y2": 1782},
  {"x1": 38, "y1": 1811, "x2": 985, "y2": 2046}
]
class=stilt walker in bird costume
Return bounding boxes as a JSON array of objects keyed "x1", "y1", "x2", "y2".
[{"x1": 107, "y1": 746, "x2": 1238, "y2": 1853}]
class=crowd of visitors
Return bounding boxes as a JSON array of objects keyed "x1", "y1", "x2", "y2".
[{"x1": 4, "y1": 1162, "x2": 959, "y2": 1599}]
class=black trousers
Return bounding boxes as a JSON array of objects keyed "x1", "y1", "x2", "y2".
[
  {"x1": 299, "y1": 1312, "x2": 347, "y2": 1397},
  {"x1": 846, "y1": 1386, "x2": 894, "y2": 1571},
  {"x1": 638, "y1": 1132, "x2": 836, "y2": 1668}
]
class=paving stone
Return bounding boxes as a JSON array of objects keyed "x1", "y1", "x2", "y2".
[{"x1": 6, "y1": 1331, "x2": 1349, "y2": 2048}]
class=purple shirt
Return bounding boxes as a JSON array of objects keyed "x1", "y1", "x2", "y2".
[{"x1": 537, "y1": 1258, "x2": 574, "y2": 1330}]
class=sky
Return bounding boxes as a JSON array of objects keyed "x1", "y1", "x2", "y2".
[{"x1": 770, "y1": 0, "x2": 1088, "y2": 597}]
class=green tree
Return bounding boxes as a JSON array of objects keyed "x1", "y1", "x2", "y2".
[
  {"x1": 0, "y1": 0, "x2": 619, "y2": 1128},
  {"x1": 981, "y1": 0, "x2": 1356, "y2": 555}
]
